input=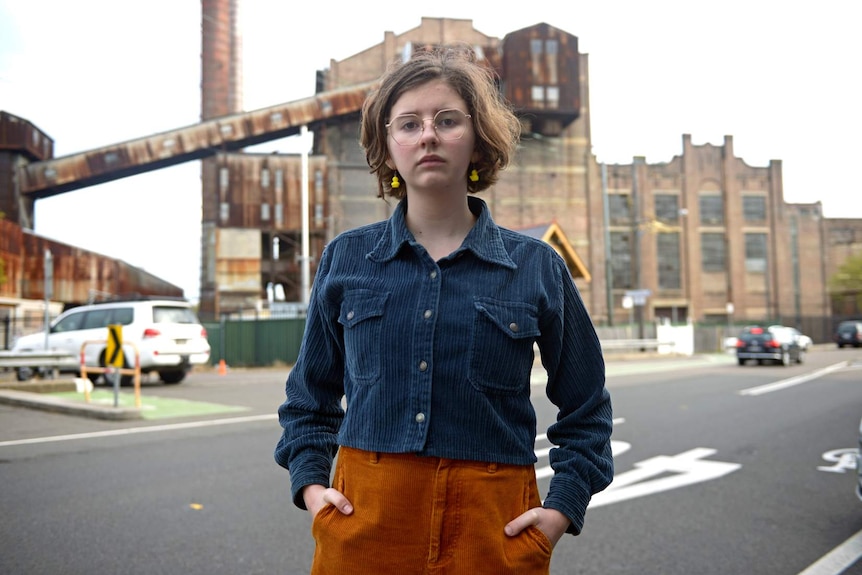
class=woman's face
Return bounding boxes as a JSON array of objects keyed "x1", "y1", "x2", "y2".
[{"x1": 385, "y1": 79, "x2": 477, "y2": 194}]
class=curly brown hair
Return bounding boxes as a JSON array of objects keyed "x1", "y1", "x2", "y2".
[{"x1": 359, "y1": 45, "x2": 521, "y2": 199}]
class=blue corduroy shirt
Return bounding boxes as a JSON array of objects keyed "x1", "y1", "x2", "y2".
[{"x1": 275, "y1": 196, "x2": 613, "y2": 534}]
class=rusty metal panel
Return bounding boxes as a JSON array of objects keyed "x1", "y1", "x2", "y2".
[
  {"x1": 0, "y1": 219, "x2": 22, "y2": 297},
  {"x1": 0, "y1": 112, "x2": 54, "y2": 161},
  {"x1": 208, "y1": 152, "x2": 328, "y2": 232},
  {"x1": 18, "y1": 81, "x2": 376, "y2": 199},
  {"x1": 15, "y1": 229, "x2": 182, "y2": 303},
  {"x1": 215, "y1": 228, "x2": 261, "y2": 294},
  {"x1": 502, "y1": 23, "x2": 580, "y2": 135}
]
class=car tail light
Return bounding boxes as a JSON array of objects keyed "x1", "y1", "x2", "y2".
[
  {"x1": 736, "y1": 340, "x2": 746, "y2": 348},
  {"x1": 201, "y1": 328, "x2": 208, "y2": 338},
  {"x1": 766, "y1": 340, "x2": 781, "y2": 348},
  {"x1": 143, "y1": 328, "x2": 161, "y2": 339}
]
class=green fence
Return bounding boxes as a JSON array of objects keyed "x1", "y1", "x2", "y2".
[{"x1": 204, "y1": 318, "x2": 306, "y2": 368}]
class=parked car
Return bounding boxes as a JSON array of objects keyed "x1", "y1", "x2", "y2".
[
  {"x1": 835, "y1": 320, "x2": 862, "y2": 348},
  {"x1": 736, "y1": 326, "x2": 803, "y2": 366},
  {"x1": 10, "y1": 297, "x2": 210, "y2": 384}
]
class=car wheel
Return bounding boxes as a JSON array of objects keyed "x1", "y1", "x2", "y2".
[
  {"x1": 780, "y1": 350, "x2": 791, "y2": 366},
  {"x1": 838, "y1": 343, "x2": 845, "y2": 348},
  {"x1": 738, "y1": 358, "x2": 746, "y2": 366},
  {"x1": 796, "y1": 350, "x2": 804, "y2": 364},
  {"x1": 159, "y1": 370, "x2": 186, "y2": 385},
  {"x1": 16, "y1": 367, "x2": 33, "y2": 382}
]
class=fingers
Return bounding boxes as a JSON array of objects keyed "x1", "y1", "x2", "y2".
[
  {"x1": 322, "y1": 487, "x2": 354, "y2": 515},
  {"x1": 504, "y1": 508, "x2": 539, "y2": 536}
]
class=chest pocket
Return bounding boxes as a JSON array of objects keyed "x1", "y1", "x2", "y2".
[
  {"x1": 469, "y1": 298, "x2": 540, "y2": 394},
  {"x1": 339, "y1": 289, "x2": 389, "y2": 385}
]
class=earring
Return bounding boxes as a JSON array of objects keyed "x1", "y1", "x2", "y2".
[
  {"x1": 469, "y1": 169, "x2": 479, "y2": 182},
  {"x1": 391, "y1": 174, "x2": 401, "y2": 189}
]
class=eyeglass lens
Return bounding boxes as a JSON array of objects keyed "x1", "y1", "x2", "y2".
[{"x1": 387, "y1": 109, "x2": 470, "y2": 145}]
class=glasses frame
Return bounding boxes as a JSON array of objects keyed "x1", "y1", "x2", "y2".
[{"x1": 385, "y1": 108, "x2": 473, "y2": 146}]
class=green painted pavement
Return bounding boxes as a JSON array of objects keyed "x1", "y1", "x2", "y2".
[{"x1": 50, "y1": 390, "x2": 250, "y2": 420}]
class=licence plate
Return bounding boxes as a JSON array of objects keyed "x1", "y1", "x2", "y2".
[
  {"x1": 749, "y1": 346, "x2": 762, "y2": 352},
  {"x1": 175, "y1": 339, "x2": 188, "y2": 345}
]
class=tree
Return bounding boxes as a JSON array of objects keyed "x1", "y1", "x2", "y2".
[{"x1": 829, "y1": 252, "x2": 862, "y2": 315}]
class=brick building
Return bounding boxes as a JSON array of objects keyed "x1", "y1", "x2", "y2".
[{"x1": 309, "y1": 18, "x2": 858, "y2": 340}]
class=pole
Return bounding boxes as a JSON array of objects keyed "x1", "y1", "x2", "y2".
[
  {"x1": 43, "y1": 250, "x2": 53, "y2": 359},
  {"x1": 601, "y1": 163, "x2": 614, "y2": 326},
  {"x1": 631, "y1": 159, "x2": 645, "y2": 340},
  {"x1": 300, "y1": 125, "x2": 311, "y2": 305}
]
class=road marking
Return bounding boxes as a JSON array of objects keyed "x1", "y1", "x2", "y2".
[
  {"x1": 738, "y1": 362, "x2": 849, "y2": 396},
  {"x1": 587, "y1": 448, "x2": 740, "y2": 508},
  {"x1": 0, "y1": 413, "x2": 277, "y2": 447},
  {"x1": 797, "y1": 528, "x2": 862, "y2": 575},
  {"x1": 817, "y1": 448, "x2": 858, "y2": 474}
]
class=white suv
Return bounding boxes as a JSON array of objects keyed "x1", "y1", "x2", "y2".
[{"x1": 11, "y1": 298, "x2": 211, "y2": 384}]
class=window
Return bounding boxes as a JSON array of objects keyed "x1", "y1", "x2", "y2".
[
  {"x1": 701, "y1": 233, "x2": 726, "y2": 272},
  {"x1": 531, "y1": 86, "x2": 545, "y2": 102},
  {"x1": 530, "y1": 39, "x2": 543, "y2": 55},
  {"x1": 82, "y1": 309, "x2": 112, "y2": 329},
  {"x1": 609, "y1": 194, "x2": 631, "y2": 225},
  {"x1": 657, "y1": 233, "x2": 681, "y2": 289},
  {"x1": 610, "y1": 232, "x2": 633, "y2": 289},
  {"x1": 655, "y1": 194, "x2": 679, "y2": 223},
  {"x1": 743, "y1": 196, "x2": 766, "y2": 222},
  {"x1": 546, "y1": 86, "x2": 560, "y2": 109},
  {"x1": 110, "y1": 308, "x2": 134, "y2": 325},
  {"x1": 745, "y1": 233, "x2": 768, "y2": 272},
  {"x1": 699, "y1": 194, "x2": 724, "y2": 225},
  {"x1": 53, "y1": 312, "x2": 84, "y2": 333}
]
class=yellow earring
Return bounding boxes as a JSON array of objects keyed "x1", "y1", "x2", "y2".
[
  {"x1": 469, "y1": 169, "x2": 479, "y2": 182},
  {"x1": 391, "y1": 174, "x2": 401, "y2": 189}
]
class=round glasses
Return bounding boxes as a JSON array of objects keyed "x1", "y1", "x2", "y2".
[{"x1": 386, "y1": 108, "x2": 472, "y2": 146}]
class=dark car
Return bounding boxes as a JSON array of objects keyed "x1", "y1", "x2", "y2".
[
  {"x1": 736, "y1": 326, "x2": 803, "y2": 366},
  {"x1": 835, "y1": 320, "x2": 862, "y2": 348}
]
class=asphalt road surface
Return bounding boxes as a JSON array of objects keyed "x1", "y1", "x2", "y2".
[{"x1": 1, "y1": 348, "x2": 861, "y2": 574}]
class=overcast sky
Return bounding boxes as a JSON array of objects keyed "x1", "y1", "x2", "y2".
[{"x1": 1, "y1": 0, "x2": 860, "y2": 299}]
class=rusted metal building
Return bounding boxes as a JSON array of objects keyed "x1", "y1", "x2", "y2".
[{"x1": 0, "y1": 112, "x2": 183, "y2": 318}]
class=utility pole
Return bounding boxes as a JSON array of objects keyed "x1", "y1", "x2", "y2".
[
  {"x1": 631, "y1": 158, "x2": 645, "y2": 340},
  {"x1": 601, "y1": 163, "x2": 614, "y2": 326}
]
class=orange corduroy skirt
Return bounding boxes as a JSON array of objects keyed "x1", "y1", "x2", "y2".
[{"x1": 309, "y1": 446, "x2": 552, "y2": 575}]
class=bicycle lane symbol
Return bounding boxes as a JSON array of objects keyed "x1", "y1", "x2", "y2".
[{"x1": 817, "y1": 448, "x2": 859, "y2": 474}]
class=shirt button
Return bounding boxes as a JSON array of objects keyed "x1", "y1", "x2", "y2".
[
  {"x1": 509, "y1": 322, "x2": 519, "y2": 332},
  {"x1": 418, "y1": 360, "x2": 428, "y2": 371},
  {"x1": 430, "y1": 271, "x2": 438, "y2": 279},
  {"x1": 415, "y1": 413, "x2": 426, "y2": 423},
  {"x1": 346, "y1": 310, "x2": 355, "y2": 320},
  {"x1": 423, "y1": 309, "x2": 433, "y2": 319}
]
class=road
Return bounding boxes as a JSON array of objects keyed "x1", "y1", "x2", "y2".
[{"x1": 1, "y1": 348, "x2": 861, "y2": 574}]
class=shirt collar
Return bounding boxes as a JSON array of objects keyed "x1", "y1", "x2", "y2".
[{"x1": 367, "y1": 196, "x2": 517, "y2": 269}]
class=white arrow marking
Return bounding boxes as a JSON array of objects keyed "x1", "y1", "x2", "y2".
[{"x1": 588, "y1": 448, "x2": 741, "y2": 508}]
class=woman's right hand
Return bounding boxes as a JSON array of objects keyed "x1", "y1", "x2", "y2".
[{"x1": 302, "y1": 484, "x2": 354, "y2": 517}]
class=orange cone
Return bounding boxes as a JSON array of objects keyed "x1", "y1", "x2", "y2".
[{"x1": 218, "y1": 359, "x2": 227, "y2": 376}]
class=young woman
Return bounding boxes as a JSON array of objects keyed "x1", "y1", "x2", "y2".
[{"x1": 275, "y1": 46, "x2": 613, "y2": 574}]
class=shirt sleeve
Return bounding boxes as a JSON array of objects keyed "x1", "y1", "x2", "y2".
[
  {"x1": 538, "y1": 255, "x2": 614, "y2": 535},
  {"x1": 273, "y1": 245, "x2": 346, "y2": 510}
]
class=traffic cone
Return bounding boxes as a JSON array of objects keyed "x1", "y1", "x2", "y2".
[{"x1": 218, "y1": 359, "x2": 227, "y2": 376}]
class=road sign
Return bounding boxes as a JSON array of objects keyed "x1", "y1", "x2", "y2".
[
  {"x1": 106, "y1": 324, "x2": 124, "y2": 368},
  {"x1": 625, "y1": 289, "x2": 651, "y2": 306}
]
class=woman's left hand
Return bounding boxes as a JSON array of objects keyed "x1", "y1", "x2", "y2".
[{"x1": 504, "y1": 507, "x2": 570, "y2": 549}]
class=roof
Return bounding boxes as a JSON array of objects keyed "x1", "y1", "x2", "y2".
[{"x1": 515, "y1": 222, "x2": 591, "y2": 282}]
